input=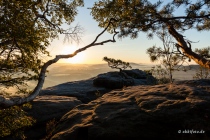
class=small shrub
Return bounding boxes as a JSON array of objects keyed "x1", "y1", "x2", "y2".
[
  {"x1": 0, "y1": 103, "x2": 36, "y2": 139},
  {"x1": 44, "y1": 118, "x2": 57, "y2": 140},
  {"x1": 103, "y1": 56, "x2": 132, "y2": 72},
  {"x1": 143, "y1": 70, "x2": 152, "y2": 76},
  {"x1": 193, "y1": 47, "x2": 210, "y2": 80},
  {"x1": 193, "y1": 66, "x2": 210, "y2": 80},
  {"x1": 157, "y1": 77, "x2": 171, "y2": 84},
  {"x1": 148, "y1": 65, "x2": 171, "y2": 84},
  {"x1": 95, "y1": 90, "x2": 102, "y2": 97}
]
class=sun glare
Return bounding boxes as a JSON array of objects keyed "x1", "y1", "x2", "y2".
[{"x1": 60, "y1": 45, "x2": 85, "y2": 64}]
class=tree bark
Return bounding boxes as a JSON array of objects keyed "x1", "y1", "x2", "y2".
[
  {"x1": 167, "y1": 24, "x2": 210, "y2": 69},
  {"x1": 0, "y1": 18, "x2": 118, "y2": 109}
]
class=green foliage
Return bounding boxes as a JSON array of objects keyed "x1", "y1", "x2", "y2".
[
  {"x1": 92, "y1": 0, "x2": 210, "y2": 35},
  {"x1": 195, "y1": 47, "x2": 210, "y2": 59},
  {"x1": 103, "y1": 56, "x2": 132, "y2": 72},
  {"x1": 91, "y1": 0, "x2": 210, "y2": 38},
  {"x1": 91, "y1": 0, "x2": 210, "y2": 70},
  {"x1": 0, "y1": 0, "x2": 84, "y2": 95},
  {"x1": 0, "y1": 104, "x2": 36, "y2": 138},
  {"x1": 0, "y1": 0, "x2": 83, "y2": 138}
]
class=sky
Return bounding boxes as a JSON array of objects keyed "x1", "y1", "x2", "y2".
[{"x1": 47, "y1": 0, "x2": 210, "y2": 65}]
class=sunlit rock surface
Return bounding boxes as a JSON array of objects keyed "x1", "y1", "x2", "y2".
[{"x1": 50, "y1": 80, "x2": 210, "y2": 140}]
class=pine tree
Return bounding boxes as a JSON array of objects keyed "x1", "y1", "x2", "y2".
[
  {"x1": 103, "y1": 56, "x2": 132, "y2": 72},
  {"x1": 91, "y1": 0, "x2": 210, "y2": 69},
  {"x1": 0, "y1": 1, "x2": 118, "y2": 138}
]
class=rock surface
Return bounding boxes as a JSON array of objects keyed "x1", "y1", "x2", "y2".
[
  {"x1": 18, "y1": 70, "x2": 156, "y2": 139},
  {"x1": 25, "y1": 95, "x2": 82, "y2": 140},
  {"x1": 93, "y1": 71, "x2": 134, "y2": 89},
  {"x1": 50, "y1": 80, "x2": 210, "y2": 140},
  {"x1": 40, "y1": 70, "x2": 156, "y2": 103},
  {"x1": 93, "y1": 69, "x2": 156, "y2": 89},
  {"x1": 40, "y1": 78, "x2": 112, "y2": 103}
]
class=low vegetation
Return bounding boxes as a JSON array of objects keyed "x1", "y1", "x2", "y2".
[
  {"x1": 0, "y1": 104, "x2": 35, "y2": 139},
  {"x1": 145, "y1": 65, "x2": 171, "y2": 84},
  {"x1": 193, "y1": 47, "x2": 210, "y2": 80},
  {"x1": 193, "y1": 66, "x2": 210, "y2": 80},
  {"x1": 44, "y1": 118, "x2": 58, "y2": 140}
]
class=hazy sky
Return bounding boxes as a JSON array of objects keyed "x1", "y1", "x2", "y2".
[{"x1": 47, "y1": 0, "x2": 210, "y2": 64}]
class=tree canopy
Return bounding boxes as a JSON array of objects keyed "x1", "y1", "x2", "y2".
[
  {"x1": 91, "y1": 0, "x2": 210, "y2": 69},
  {"x1": 0, "y1": 18, "x2": 118, "y2": 109},
  {"x1": 0, "y1": 1, "x2": 119, "y2": 137},
  {"x1": 0, "y1": 0, "x2": 84, "y2": 137},
  {"x1": 0, "y1": 0, "x2": 84, "y2": 94}
]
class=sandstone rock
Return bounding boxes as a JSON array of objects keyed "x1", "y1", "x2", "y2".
[
  {"x1": 25, "y1": 95, "x2": 82, "y2": 140},
  {"x1": 93, "y1": 71, "x2": 134, "y2": 89},
  {"x1": 123, "y1": 69, "x2": 149, "y2": 79},
  {"x1": 40, "y1": 78, "x2": 112, "y2": 103},
  {"x1": 40, "y1": 70, "x2": 156, "y2": 104},
  {"x1": 93, "y1": 69, "x2": 156, "y2": 89},
  {"x1": 28, "y1": 95, "x2": 82, "y2": 122},
  {"x1": 50, "y1": 80, "x2": 210, "y2": 140},
  {"x1": 123, "y1": 69, "x2": 157, "y2": 85}
]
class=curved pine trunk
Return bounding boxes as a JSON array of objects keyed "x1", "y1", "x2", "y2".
[{"x1": 167, "y1": 25, "x2": 210, "y2": 69}]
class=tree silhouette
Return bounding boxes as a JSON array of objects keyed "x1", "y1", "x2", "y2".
[
  {"x1": 91, "y1": 0, "x2": 210, "y2": 69},
  {"x1": 0, "y1": 1, "x2": 119, "y2": 138},
  {"x1": 147, "y1": 28, "x2": 190, "y2": 83},
  {"x1": 0, "y1": 18, "x2": 118, "y2": 109},
  {"x1": 0, "y1": 0, "x2": 84, "y2": 137},
  {"x1": 0, "y1": 0, "x2": 118, "y2": 108},
  {"x1": 0, "y1": 0, "x2": 84, "y2": 95},
  {"x1": 103, "y1": 56, "x2": 132, "y2": 78},
  {"x1": 103, "y1": 56, "x2": 132, "y2": 72}
]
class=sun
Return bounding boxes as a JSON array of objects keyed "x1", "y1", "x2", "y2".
[{"x1": 60, "y1": 45, "x2": 85, "y2": 64}]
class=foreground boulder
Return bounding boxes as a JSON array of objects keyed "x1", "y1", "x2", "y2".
[
  {"x1": 93, "y1": 69, "x2": 156, "y2": 89},
  {"x1": 50, "y1": 80, "x2": 210, "y2": 140},
  {"x1": 93, "y1": 71, "x2": 134, "y2": 89},
  {"x1": 25, "y1": 95, "x2": 82, "y2": 140}
]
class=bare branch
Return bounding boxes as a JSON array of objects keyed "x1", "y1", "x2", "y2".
[
  {"x1": 63, "y1": 24, "x2": 84, "y2": 44},
  {"x1": 0, "y1": 18, "x2": 119, "y2": 109},
  {"x1": 163, "y1": 14, "x2": 210, "y2": 21}
]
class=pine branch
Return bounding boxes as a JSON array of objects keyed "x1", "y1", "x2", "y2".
[{"x1": 0, "y1": 18, "x2": 119, "y2": 109}]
